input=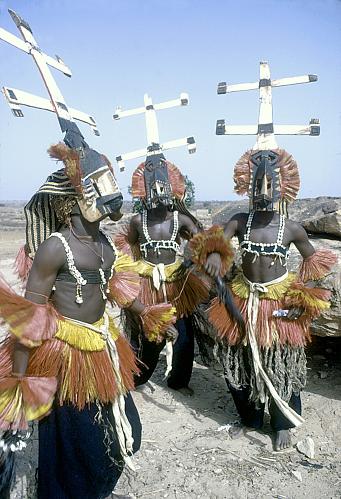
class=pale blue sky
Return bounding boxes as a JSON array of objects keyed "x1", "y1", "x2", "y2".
[{"x1": 0, "y1": 0, "x2": 340, "y2": 201}]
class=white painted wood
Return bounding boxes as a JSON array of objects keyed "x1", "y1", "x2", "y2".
[
  {"x1": 113, "y1": 92, "x2": 196, "y2": 170},
  {"x1": 162, "y1": 137, "x2": 196, "y2": 154},
  {"x1": 274, "y1": 124, "x2": 317, "y2": 135},
  {"x1": 0, "y1": 10, "x2": 97, "y2": 135},
  {"x1": 144, "y1": 94, "x2": 159, "y2": 145},
  {"x1": 114, "y1": 93, "x2": 188, "y2": 120},
  {"x1": 253, "y1": 134, "x2": 278, "y2": 151},
  {"x1": 14, "y1": 21, "x2": 71, "y2": 121},
  {"x1": 226, "y1": 82, "x2": 259, "y2": 92},
  {"x1": 217, "y1": 61, "x2": 319, "y2": 151},
  {"x1": 113, "y1": 106, "x2": 145, "y2": 119},
  {"x1": 3, "y1": 86, "x2": 99, "y2": 133},
  {"x1": 118, "y1": 147, "x2": 149, "y2": 162},
  {"x1": 220, "y1": 124, "x2": 318, "y2": 137},
  {"x1": 258, "y1": 62, "x2": 272, "y2": 125},
  {"x1": 42, "y1": 54, "x2": 72, "y2": 77},
  {"x1": 3, "y1": 87, "x2": 55, "y2": 112},
  {"x1": 0, "y1": 27, "x2": 72, "y2": 76},
  {"x1": 272, "y1": 75, "x2": 316, "y2": 87},
  {"x1": 154, "y1": 93, "x2": 189, "y2": 110},
  {"x1": 222, "y1": 125, "x2": 258, "y2": 135},
  {"x1": 0, "y1": 27, "x2": 29, "y2": 53}
]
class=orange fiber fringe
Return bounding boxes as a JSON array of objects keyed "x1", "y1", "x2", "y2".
[
  {"x1": 14, "y1": 245, "x2": 32, "y2": 284},
  {"x1": 131, "y1": 163, "x2": 146, "y2": 199},
  {"x1": 285, "y1": 283, "x2": 331, "y2": 317},
  {"x1": 108, "y1": 270, "x2": 140, "y2": 308},
  {"x1": 189, "y1": 226, "x2": 234, "y2": 276},
  {"x1": 298, "y1": 249, "x2": 337, "y2": 282},
  {"x1": 166, "y1": 162, "x2": 186, "y2": 199},
  {"x1": 138, "y1": 272, "x2": 210, "y2": 318},
  {"x1": 48, "y1": 143, "x2": 82, "y2": 194},
  {"x1": 208, "y1": 293, "x2": 312, "y2": 348},
  {"x1": 140, "y1": 303, "x2": 176, "y2": 343},
  {"x1": 131, "y1": 160, "x2": 185, "y2": 200},
  {"x1": 114, "y1": 224, "x2": 141, "y2": 260},
  {"x1": 0, "y1": 274, "x2": 59, "y2": 346},
  {"x1": 0, "y1": 376, "x2": 57, "y2": 430},
  {"x1": 0, "y1": 333, "x2": 138, "y2": 412}
]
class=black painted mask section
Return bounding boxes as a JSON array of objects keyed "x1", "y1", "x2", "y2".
[
  {"x1": 250, "y1": 150, "x2": 280, "y2": 211},
  {"x1": 60, "y1": 118, "x2": 122, "y2": 219},
  {"x1": 144, "y1": 153, "x2": 172, "y2": 209}
]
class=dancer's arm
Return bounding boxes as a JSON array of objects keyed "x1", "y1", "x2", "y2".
[
  {"x1": 204, "y1": 215, "x2": 240, "y2": 278},
  {"x1": 285, "y1": 221, "x2": 336, "y2": 321},
  {"x1": 178, "y1": 213, "x2": 200, "y2": 240},
  {"x1": 12, "y1": 238, "x2": 64, "y2": 376}
]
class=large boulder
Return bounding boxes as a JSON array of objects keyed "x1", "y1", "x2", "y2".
[
  {"x1": 302, "y1": 209, "x2": 341, "y2": 238},
  {"x1": 212, "y1": 197, "x2": 341, "y2": 232}
]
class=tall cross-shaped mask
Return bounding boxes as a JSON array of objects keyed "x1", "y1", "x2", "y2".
[{"x1": 0, "y1": 9, "x2": 122, "y2": 222}]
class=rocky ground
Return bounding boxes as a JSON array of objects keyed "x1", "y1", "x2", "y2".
[{"x1": 0, "y1": 204, "x2": 340, "y2": 499}]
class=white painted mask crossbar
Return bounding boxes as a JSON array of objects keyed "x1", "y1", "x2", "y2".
[
  {"x1": 0, "y1": 9, "x2": 99, "y2": 135},
  {"x1": 113, "y1": 93, "x2": 196, "y2": 171},
  {"x1": 216, "y1": 61, "x2": 320, "y2": 150}
]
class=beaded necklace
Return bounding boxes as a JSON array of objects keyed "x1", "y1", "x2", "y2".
[
  {"x1": 140, "y1": 210, "x2": 180, "y2": 258},
  {"x1": 49, "y1": 229, "x2": 118, "y2": 303},
  {"x1": 240, "y1": 211, "x2": 290, "y2": 266}
]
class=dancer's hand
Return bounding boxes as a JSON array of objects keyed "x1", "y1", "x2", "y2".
[
  {"x1": 164, "y1": 325, "x2": 178, "y2": 343},
  {"x1": 286, "y1": 307, "x2": 304, "y2": 321},
  {"x1": 205, "y1": 252, "x2": 222, "y2": 278}
]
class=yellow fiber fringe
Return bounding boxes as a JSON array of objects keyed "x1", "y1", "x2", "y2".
[
  {"x1": 114, "y1": 252, "x2": 141, "y2": 274},
  {"x1": 0, "y1": 386, "x2": 53, "y2": 423},
  {"x1": 141, "y1": 305, "x2": 177, "y2": 343},
  {"x1": 137, "y1": 259, "x2": 182, "y2": 282},
  {"x1": 231, "y1": 273, "x2": 297, "y2": 300},
  {"x1": 286, "y1": 289, "x2": 330, "y2": 312},
  {"x1": 55, "y1": 317, "x2": 120, "y2": 352}
]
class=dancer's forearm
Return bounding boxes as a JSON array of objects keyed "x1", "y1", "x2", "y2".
[{"x1": 12, "y1": 341, "x2": 30, "y2": 376}]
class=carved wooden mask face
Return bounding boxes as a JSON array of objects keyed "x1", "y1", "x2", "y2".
[
  {"x1": 143, "y1": 153, "x2": 172, "y2": 209},
  {"x1": 250, "y1": 150, "x2": 280, "y2": 211},
  {"x1": 76, "y1": 146, "x2": 123, "y2": 222}
]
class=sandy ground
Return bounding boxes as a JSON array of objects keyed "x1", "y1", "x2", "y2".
[{"x1": 0, "y1": 225, "x2": 340, "y2": 499}]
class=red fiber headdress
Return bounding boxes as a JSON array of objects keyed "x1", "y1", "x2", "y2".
[
  {"x1": 233, "y1": 148, "x2": 300, "y2": 204},
  {"x1": 131, "y1": 160, "x2": 186, "y2": 201}
]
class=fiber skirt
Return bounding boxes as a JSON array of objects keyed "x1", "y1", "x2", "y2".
[{"x1": 0, "y1": 315, "x2": 139, "y2": 410}]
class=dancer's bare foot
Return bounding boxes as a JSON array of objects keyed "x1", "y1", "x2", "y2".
[
  {"x1": 274, "y1": 429, "x2": 291, "y2": 451},
  {"x1": 228, "y1": 423, "x2": 252, "y2": 439}
]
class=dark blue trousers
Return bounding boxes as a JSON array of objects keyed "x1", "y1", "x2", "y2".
[
  {"x1": 38, "y1": 393, "x2": 141, "y2": 499},
  {"x1": 227, "y1": 383, "x2": 302, "y2": 431},
  {"x1": 131, "y1": 317, "x2": 195, "y2": 389}
]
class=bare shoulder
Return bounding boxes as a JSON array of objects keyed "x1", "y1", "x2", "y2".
[
  {"x1": 285, "y1": 218, "x2": 309, "y2": 242},
  {"x1": 32, "y1": 235, "x2": 66, "y2": 270},
  {"x1": 178, "y1": 212, "x2": 193, "y2": 226},
  {"x1": 233, "y1": 212, "x2": 249, "y2": 224},
  {"x1": 224, "y1": 212, "x2": 248, "y2": 230},
  {"x1": 130, "y1": 213, "x2": 142, "y2": 228}
]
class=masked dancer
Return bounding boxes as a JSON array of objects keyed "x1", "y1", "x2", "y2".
[
  {"x1": 0, "y1": 10, "x2": 174, "y2": 498},
  {"x1": 191, "y1": 62, "x2": 336, "y2": 451},
  {"x1": 113, "y1": 93, "x2": 235, "y2": 392}
]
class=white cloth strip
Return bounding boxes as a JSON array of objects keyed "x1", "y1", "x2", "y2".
[
  {"x1": 65, "y1": 313, "x2": 136, "y2": 470},
  {"x1": 242, "y1": 272, "x2": 304, "y2": 427}
]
